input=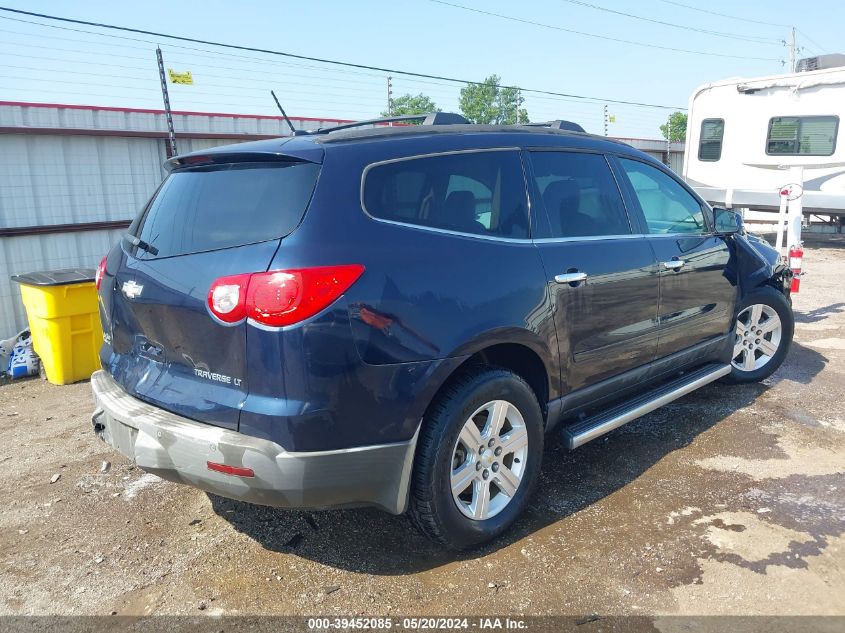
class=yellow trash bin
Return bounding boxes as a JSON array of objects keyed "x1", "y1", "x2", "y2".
[{"x1": 12, "y1": 269, "x2": 103, "y2": 385}]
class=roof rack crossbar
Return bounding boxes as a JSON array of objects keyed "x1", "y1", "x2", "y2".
[
  {"x1": 521, "y1": 120, "x2": 586, "y2": 133},
  {"x1": 313, "y1": 111, "x2": 469, "y2": 134}
]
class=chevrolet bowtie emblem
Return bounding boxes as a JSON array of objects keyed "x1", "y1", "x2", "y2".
[{"x1": 122, "y1": 280, "x2": 144, "y2": 299}]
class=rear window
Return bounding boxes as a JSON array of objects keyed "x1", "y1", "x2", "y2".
[
  {"x1": 130, "y1": 161, "x2": 320, "y2": 258},
  {"x1": 362, "y1": 150, "x2": 529, "y2": 239}
]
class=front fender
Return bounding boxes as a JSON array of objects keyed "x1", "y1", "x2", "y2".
[{"x1": 733, "y1": 233, "x2": 792, "y2": 300}]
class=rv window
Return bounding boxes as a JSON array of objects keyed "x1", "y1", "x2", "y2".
[
  {"x1": 767, "y1": 116, "x2": 838, "y2": 156},
  {"x1": 698, "y1": 119, "x2": 724, "y2": 161}
]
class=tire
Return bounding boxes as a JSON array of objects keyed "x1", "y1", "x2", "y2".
[
  {"x1": 723, "y1": 285, "x2": 794, "y2": 384},
  {"x1": 408, "y1": 367, "x2": 544, "y2": 550}
]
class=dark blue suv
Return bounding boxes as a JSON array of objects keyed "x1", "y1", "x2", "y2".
[{"x1": 91, "y1": 115, "x2": 793, "y2": 549}]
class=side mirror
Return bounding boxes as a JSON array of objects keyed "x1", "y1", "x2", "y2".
[{"x1": 714, "y1": 207, "x2": 743, "y2": 234}]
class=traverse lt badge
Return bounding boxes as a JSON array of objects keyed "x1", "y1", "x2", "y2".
[{"x1": 122, "y1": 280, "x2": 143, "y2": 300}]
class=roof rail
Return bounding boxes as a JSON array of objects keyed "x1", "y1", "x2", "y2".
[
  {"x1": 522, "y1": 120, "x2": 586, "y2": 133},
  {"x1": 314, "y1": 111, "x2": 469, "y2": 134}
]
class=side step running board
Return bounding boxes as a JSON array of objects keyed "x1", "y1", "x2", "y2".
[{"x1": 563, "y1": 363, "x2": 731, "y2": 450}]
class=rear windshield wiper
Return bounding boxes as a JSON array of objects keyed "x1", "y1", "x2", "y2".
[{"x1": 125, "y1": 234, "x2": 159, "y2": 256}]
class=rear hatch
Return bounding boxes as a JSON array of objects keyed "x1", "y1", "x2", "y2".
[{"x1": 101, "y1": 156, "x2": 321, "y2": 430}]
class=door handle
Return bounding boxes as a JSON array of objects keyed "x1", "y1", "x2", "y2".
[
  {"x1": 554, "y1": 271, "x2": 588, "y2": 285},
  {"x1": 662, "y1": 259, "x2": 685, "y2": 271}
]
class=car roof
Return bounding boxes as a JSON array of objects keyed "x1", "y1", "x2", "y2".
[{"x1": 174, "y1": 123, "x2": 658, "y2": 165}]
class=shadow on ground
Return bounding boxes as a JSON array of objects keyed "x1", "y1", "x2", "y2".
[
  {"x1": 209, "y1": 335, "x2": 827, "y2": 574},
  {"x1": 209, "y1": 375, "x2": 805, "y2": 574},
  {"x1": 794, "y1": 302, "x2": 845, "y2": 324},
  {"x1": 767, "y1": 342, "x2": 828, "y2": 386}
]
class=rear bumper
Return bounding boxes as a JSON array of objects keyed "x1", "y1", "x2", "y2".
[{"x1": 90, "y1": 370, "x2": 418, "y2": 514}]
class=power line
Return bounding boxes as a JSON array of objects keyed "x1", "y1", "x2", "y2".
[
  {"x1": 2, "y1": 50, "x2": 387, "y2": 93},
  {"x1": 0, "y1": 87, "x2": 371, "y2": 117},
  {"x1": 0, "y1": 6, "x2": 687, "y2": 110},
  {"x1": 795, "y1": 29, "x2": 830, "y2": 56},
  {"x1": 3, "y1": 43, "x2": 669, "y2": 116},
  {"x1": 0, "y1": 16, "x2": 392, "y2": 81},
  {"x1": 1, "y1": 67, "x2": 388, "y2": 104},
  {"x1": 427, "y1": 0, "x2": 780, "y2": 61},
  {"x1": 655, "y1": 0, "x2": 791, "y2": 28},
  {"x1": 558, "y1": 0, "x2": 782, "y2": 44}
]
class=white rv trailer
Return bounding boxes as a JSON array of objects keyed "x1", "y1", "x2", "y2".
[{"x1": 684, "y1": 55, "x2": 845, "y2": 221}]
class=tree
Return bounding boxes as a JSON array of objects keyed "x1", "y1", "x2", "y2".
[
  {"x1": 459, "y1": 75, "x2": 529, "y2": 125},
  {"x1": 660, "y1": 111, "x2": 688, "y2": 143},
  {"x1": 381, "y1": 93, "x2": 439, "y2": 118}
]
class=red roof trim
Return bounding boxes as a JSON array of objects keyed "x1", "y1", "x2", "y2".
[{"x1": 0, "y1": 100, "x2": 354, "y2": 124}]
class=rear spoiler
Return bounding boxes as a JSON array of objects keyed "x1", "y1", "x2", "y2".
[{"x1": 165, "y1": 145, "x2": 324, "y2": 172}]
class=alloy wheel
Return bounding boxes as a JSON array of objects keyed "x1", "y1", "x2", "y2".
[
  {"x1": 732, "y1": 303, "x2": 782, "y2": 372},
  {"x1": 450, "y1": 400, "x2": 528, "y2": 520}
]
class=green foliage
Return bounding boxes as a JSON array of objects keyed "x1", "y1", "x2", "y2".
[
  {"x1": 382, "y1": 93, "x2": 439, "y2": 118},
  {"x1": 458, "y1": 75, "x2": 529, "y2": 125},
  {"x1": 660, "y1": 111, "x2": 688, "y2": 143}
]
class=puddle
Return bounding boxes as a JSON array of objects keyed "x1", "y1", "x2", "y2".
[
  {"x1": 694, "y1": 512, "x2": 814, "y2": 563},
  {"x1": 695, "y1": 432, "x2": 843, "y2": 481}
]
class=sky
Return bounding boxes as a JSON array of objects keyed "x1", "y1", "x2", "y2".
[{"x1": 0, "y1": 0, "x2": 842, "y2": 138}]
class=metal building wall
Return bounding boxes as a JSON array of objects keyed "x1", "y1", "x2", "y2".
[
  {"x1": 0, "y1": 230, "x2": 124, "y2": 338},
  {"x1": 1, "y1": 134, "x2": 164, "y2": 227},
  {"x1": 619, "y1": 137, "x2": 685, "y2": 173}
]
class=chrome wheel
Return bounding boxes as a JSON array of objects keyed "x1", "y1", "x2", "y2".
[
  {"x1": 732, "y1": 304, "x2": 782, "y2": 372},
  {"x1": 450, "y1": 400, "x2": 528, "y2": 521}
]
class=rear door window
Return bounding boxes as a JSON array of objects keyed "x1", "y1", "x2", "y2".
[
  {"x1": 363, "y1": 150, "x2": 529, "y2": 239},
  {"x1": 528, "y1": 151, "x2": 632, "y2": 238},
  {"x1": 130, "y1": 161, "x2": 320, "y2": 258}
]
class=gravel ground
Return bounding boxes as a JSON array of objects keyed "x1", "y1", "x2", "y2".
[{"x1": 1, "y1": 238, "x2": 843, "y2": 623}]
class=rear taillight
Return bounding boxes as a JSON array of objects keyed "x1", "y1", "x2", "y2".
[
  {"x1": 207, "y1": 265, "x2": 364, "y2": 327},
  {"x1": 95, "y1": 255, "x2": 108, "y2": 290},
  {"x1": 207, "y1": 273, "x2": 251, "y2": 324}
]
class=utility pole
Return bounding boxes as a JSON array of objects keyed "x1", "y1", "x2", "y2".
[
  {"x1": 156, "y1": 47, "x2": 177, "y2": 157},
  {"x1": 603, "y1": 105, "x2": 608, "y2": 137},
  {"x1": 387, "y1": 75, "x2": 393, "y2": 118},
  {"x1": 666, "y1": 115, "x2": 672, "y2": 166},
  {"x1": 789, "y1": 26, "x2": 796, "y2": 72}
]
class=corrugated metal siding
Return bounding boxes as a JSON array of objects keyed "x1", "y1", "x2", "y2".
[
  {"x1": 0, "y1": 229, "x2": 123, "y2": 336},
  {"x1": 622, "y1": 138, "x2": 685, "y2": 173},
  {"x1": 174, "y1": 137, "x2": 250, "y2": 153},
  {"x1": 1, "y1": 134, "x2": 163, "y2": 228},
  {"x1": 668, "y1": 150, "x2": 684, "y2": 174},
  {"x1": 0, "y1": 102, "x2": 349, "y2": 134}
]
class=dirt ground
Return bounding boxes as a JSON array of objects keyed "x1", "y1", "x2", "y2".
[{"x1": 1, "y1": 237, "x2": 844, "y2": 624}]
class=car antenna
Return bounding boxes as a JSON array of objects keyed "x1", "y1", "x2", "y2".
[{"x1": 271, "y1": 90, "x2": 300, "y2": 136}]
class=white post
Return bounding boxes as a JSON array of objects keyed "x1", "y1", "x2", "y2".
[
  {"x1": 775, "y1": 193, "x2": 788, "y2": 253},
  {"x1": 786, "y1": 166, "x2": 804, "y2": 249}
]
